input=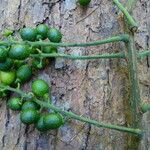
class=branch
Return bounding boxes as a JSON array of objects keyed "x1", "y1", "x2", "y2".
[{"x1": 0, "y1": 84, "x2": 142, "y2": 136}]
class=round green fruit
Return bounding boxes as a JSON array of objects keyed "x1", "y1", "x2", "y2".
[
  {"x1": 36, "y1": 24, "x2": 48, "y2": 40},
  {"x1": 14, "y1": 60, "x2": 25, "y2": 68},
  {"x1": 44, "y1": 113, "x2": 64, "y2": 129},
  {"x1": 35, "y1": 115, "x2": 49, "y2": 132},
  {"x1": 78, "y1": 0, "x2": 91, "y2": 6},
  {"x1": 20, "y1": 27, "x2": 37, "y2": 41},
  {"x1": 20, "y1": 109, "x2": 39, "y2": 125},
  {"x1": 7, "y1": 97, "x2": 22, "y2": 111},
  {"x1": 31, "y1": 79, "x2": 49, "y2": 97},
  {"x1": 16, "y1": 65, "x2": 32, "y2": 83},
  {"x1": 0, "y1": 59, "x2": 14, "y2": 71},
  {"x1": 0, "y1": 71, "x2": 16, "y2": 85},
  {"x1": 22, "y1": 101, "x2": 40, "y2": 111},
  {"x1": 47, "y1": 28, "x2": 62, "y2": 43},
  {"x1": 0, "y1": 47, "x2": 8, "y2": 62},
  {"x1": 9, "y1": 44, "x2": 30, "y2": 60}
]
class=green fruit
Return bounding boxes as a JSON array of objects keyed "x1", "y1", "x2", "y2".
[
  {"x1": 20, "y1": 27, "x2": 37, "y2": 41},
  {"x1": 7, "y1": 97, "x2": 22, "y2": 111},
  {"x1": 0, "y1": 71, "x2": 16, "y2": 85},
  {"x1": 47, "y1": 28, "x2": 62, "y2": 43},
  {"x1": 22, "y1": 101, "x2": 40, "y2": 111},
  {"x1": 78, "y1": 0, "x2": 91, "y2": 6},
  {"x1": 35, "y1": 115, "x2": 49, "y2": 132},
  {"x1": 14, "y1": 60, "x2": 25, "y2": 68},
  {"x1": 32, "y1": 58, "x2": 46, "y2": 69},
  {"x1": 0, "y1": 59, "x2": 14, "y2": 71},
  {"x1": 0, "y1": 47, "x2": 8, "y2": 62},
  {"x1": 20, "y1": 109, "x2": 39, "y2": 125},
  {"x1": 36, "y1": 24, "x2": 48, "y2": 40},
  {"x1": 42, "y1": 46, "x2": 57, "y2": 54},
  {"x1": 16, "y1": 65, "x2": 32, "y2": 83},
  {"x1": 9, "y1": 44, "x2": 30, "y2": 60},
  {"x1": 44, "y1": 113, "x2": 64, "y2": 129},
  {"x1": 31, "y1": 79, "x2": 49, "y2": 97}
]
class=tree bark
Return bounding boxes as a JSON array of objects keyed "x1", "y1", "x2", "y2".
[{"x1": 0, "y1": 0, "x2": 149, "y2": 150}]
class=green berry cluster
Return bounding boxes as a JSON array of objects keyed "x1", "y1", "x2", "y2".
[
  {"x1": 0, "y1": 24, "x2": 62, "y2": 88},
  {"x1": 0, "y1": 24, "x2": 64, "y2": 132},
  {"x1": 0, "y1": 0, "x2": 92, "y2": 132},
  {"x1": 7, "y1": 79, "x2": 64, "y2": 132}
]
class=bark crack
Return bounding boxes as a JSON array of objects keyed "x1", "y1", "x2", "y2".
[
  {"x1": 17, "y1": 0, "x2": 22, "y2": 22},
  {"x1": 84, "y1": 125, "x2": 91, "y2": 150}
]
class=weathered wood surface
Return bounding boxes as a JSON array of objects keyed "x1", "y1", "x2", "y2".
[{"x1": 0, "y1": 0, "x2": 149, "y2": 150}]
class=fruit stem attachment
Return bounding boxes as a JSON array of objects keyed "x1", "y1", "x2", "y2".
[
  {"x1": 0, "y1": 84, "x2": 142, "y2": 136},
  {"x1": 113, "y1": 0, "x2": 138, "y2": 32}
]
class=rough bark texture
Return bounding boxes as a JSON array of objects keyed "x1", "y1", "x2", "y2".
[{"x1": 0, "y1": 0, "x2": 149, "y2": 150}]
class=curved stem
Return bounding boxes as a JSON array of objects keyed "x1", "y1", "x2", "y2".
[
  {"x1": 0, "y1": 35, "x2": 129, "y2": 47},
  {"x1": 0, "y1": 84, "x2": 142, "y2": 136},
  {"x1": 113, "y1": 0, "x2": 138, "y2": 31}
]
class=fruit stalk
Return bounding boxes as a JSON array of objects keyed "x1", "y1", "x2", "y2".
[
  {"x1": 0, "y1": 84, "x2": 142, "y2": 136},
  {"x1": 31, "y1": 52, "x2": 125, "y2": 59},
  {"x1": 139, "y1": 50, "x2": 150, "y2": 58},
  {"x1": 113, "y1": 0, "x2": 138, "y2": 31},
  {"x1": 0, "y1": 34, "x2": 129, "y2": 47},
  {"x1": 30, "y1": 50, "x2": 150, "y2": 60}
]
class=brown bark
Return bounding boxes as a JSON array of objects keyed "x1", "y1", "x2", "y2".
[{"x1": 0, "y1": 0, "x2": 149, "y2": 150}]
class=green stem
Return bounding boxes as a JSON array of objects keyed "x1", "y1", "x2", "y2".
[
  {"x1": 139, "y1": 50, "x2": 150, "y2": 58},
  {"x1": 0, "y1": 84, "x2": 142, "y2": 136},
  {"x1": 0, "y1": 35, "x2": 129, "y2": 47},
  {"x1": 30, "y1": 50, "x2": 150, "y2": 60},
  {"x1": 141, "y1": 105, "x2": 150, "y2": 113},
  {"x1": 31, "y1": 52, "x2": 125, "y2": 59},
  {"x1": 34, "y1": 98, "x2": 142, "y2": 135},
  {"x1": 113, "y1": 0, "x2": 138, "y2": 32},
  {"x1": 126, "y1": 37, "x2": 141, "y2": 128}
]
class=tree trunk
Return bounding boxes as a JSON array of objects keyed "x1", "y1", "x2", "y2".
[{"x1": 0, "y1": 0, "x2": 149, "y2": 150}]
